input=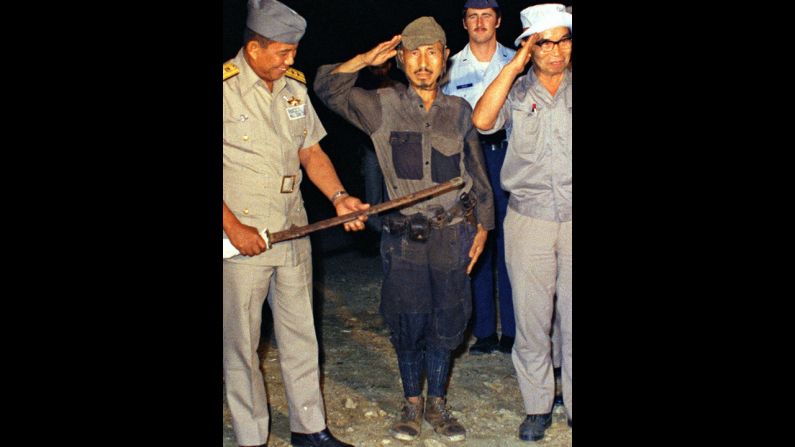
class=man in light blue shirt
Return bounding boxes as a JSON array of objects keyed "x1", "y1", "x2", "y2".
[{"x1": 443, "y1": 0, "x2": 516, "y2": 356}]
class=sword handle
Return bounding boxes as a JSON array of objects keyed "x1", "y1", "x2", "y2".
[{"x1": 263, "y1": 228, "x2": 272, "y2": 250}]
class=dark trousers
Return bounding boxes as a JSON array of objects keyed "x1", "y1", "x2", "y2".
[
  {"x1": 379, "y1": 219, "x2": 474, "y2": 396},
  {"x1": 470, "y1": 139, "x2": 515, "y2": 338}
]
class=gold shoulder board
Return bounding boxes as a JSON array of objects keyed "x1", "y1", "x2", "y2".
[
  {"x1": 285, "y1": 67, "x2": 306, "y2": 84},
  {"x1": 223, "y1": 63, "x2": 240, "y2": 81}
]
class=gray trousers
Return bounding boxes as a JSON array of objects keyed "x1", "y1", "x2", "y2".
[
  {"x1": 223, "y1": 260, "x2": 326, "y2": 446},
  {"x1": 504, "y1": 209, "x2": 572, "y2": 419},
  {"x1": 552, "y1": 299, "x2": 562, "y2": 369}
]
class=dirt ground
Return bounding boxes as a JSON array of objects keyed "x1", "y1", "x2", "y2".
[{"x1": 223, "y1": 246, "x2": 572, "y2": 447}]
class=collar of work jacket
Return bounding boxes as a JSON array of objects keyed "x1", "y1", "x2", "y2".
[
  {"x1": 515, "y1": 66, "x2": 573, "y2": 109},
  {"x1": 400, "y1": 82, "x2": 453, "y2": 116}
]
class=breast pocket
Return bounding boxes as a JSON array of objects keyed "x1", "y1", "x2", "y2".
[
  {"x1": 389, "y1": 131, "x2": 423, "y2": 180},
  {"x1": 223, "y1": 120, "x2": 254, "y2": 148},
  {"x1": 287, "y1": 111, "x2": 308, "y2": 149},
  {"x1": 510, "y1": 104, "x2": 541, "y2": 155},
  {"x1": 429, "y1": 134, "x2": 462, "y2": 183}
]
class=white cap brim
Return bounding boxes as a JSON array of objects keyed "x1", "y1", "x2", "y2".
[{"x1": 514, "y1": 14, "x2": 572, "y2": 47}]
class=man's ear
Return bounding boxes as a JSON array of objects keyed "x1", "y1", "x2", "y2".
[
  {"x1": 445, "y1": 47, "x2": 451, "y2": 61},
  {"x1": 496, "y1": 17, "x2": 501, "y2": 29},
  {"x1": 245, "y1": 40, "x2": 259, "y2": 59}
]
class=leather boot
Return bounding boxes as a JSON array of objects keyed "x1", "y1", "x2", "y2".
[
  {"x1": 424, "y1": 396, "x2": 466, "y2": 442},
  {"x1": 389, "y1": 396, "x2": 424, "y2": 441}
]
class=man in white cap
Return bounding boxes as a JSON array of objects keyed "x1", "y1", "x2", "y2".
[
  {"x1": 222, "y1": 1, "x2": 366, "y2": 446},
  {"x1": 443, "y1": 0, "x2": 517, "y2": 357},
  {"x1": 472, "y1": 3, "x2": 572, "y2": 442},
  {"x1": 314, "y1": 16, "x2": 494, "y2": 443}
]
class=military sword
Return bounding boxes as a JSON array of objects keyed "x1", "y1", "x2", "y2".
[{"x1": 223, "y1": 176, "x2": 465, "y2": 258}]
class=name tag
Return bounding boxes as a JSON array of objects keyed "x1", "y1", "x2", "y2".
[
  {"x1": 456, "y1": 83, "x2": 473, "y2": 90},
  {"x1": 286, "y1": 104, "x2": 305, "y2": 120}
]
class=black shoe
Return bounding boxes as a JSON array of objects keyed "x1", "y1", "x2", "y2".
[
  {"x1": 553, "y1": 367, "x2": 563, "y2": 406},
  {"x1": 519, "y1": 413, "x2": 552, "y2": 441},
  {"x1": 567, "y1": 418, "x2": 572, "y2": 429},
  {"x1": 469, "y1": 333, "x2": 499, "y2": 354},
  {"x1": 498, "y1": 335, "x2": 514, "y2": 353},
  {"x1": 290, "y1": 428, "x2": 353, "y2": 447}
]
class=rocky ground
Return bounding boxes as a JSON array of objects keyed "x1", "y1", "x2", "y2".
[{"x1": 222, "y1": 245, "x2": 572, "y2": 447}]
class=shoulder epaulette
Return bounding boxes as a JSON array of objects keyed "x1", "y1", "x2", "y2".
[
  {"x1": 223, "y1": 62, "x2": 239, "y2": 81},
  {"x1": 285, "y1": 67, "x2": 306, "y2": 84}
]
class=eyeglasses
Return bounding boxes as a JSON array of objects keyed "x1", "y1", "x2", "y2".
[{"x1": 534, "y1": 36, "x2": 572, "y2": 52}]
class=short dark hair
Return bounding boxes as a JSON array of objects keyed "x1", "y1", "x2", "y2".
[
  {"x1": 461, "y1": 7, "x2": 501, "y2": 20},
  {"x1": 242, "y1": 27, "x2": 274, "y2": 48}
]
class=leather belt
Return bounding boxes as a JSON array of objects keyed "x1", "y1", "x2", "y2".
[
  {"x1": 383, "y1": 192, "x2": 476, "y2": 238},
  {"x1": 478, "y1": 128, "x2": 507, "y2": 146}
]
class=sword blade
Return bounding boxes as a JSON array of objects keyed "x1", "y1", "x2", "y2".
[{"x1": 267, "y1": 177, "x2": 465, "y2": 246}]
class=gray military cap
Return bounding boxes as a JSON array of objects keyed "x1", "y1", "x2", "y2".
[
  {"x1": 400, "y1": 16, "x2": 446, "y2": 50},
  {"x1": 247, "y1": 0, "x2": 307, "y2": 44}
]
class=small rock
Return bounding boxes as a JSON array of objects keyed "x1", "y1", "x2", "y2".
[
  {"x1": 378, "y1": 409, "x2": 387, "y2": 417},
  {"x1": 364, "y1": 410, "x2": 376, "y2": 417},
  {"x1": 380, "y1": 439, "x2": 392, "y2": 445},
  {"x1": 345, "y1": 427, "x2": 354, "y2": 433},
  {"x1": 344, "y1": 398, "x2": 357, "y2": 409},
  {"x1": 423, "y1": 439, "x2": 447, "y2": 447},
  {"x1": 483, "y1": 381, "x2": 504, "y2": 392}
]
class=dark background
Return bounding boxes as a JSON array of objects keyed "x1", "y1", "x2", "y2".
[{"x1": 16, "y1": 1, "x2": 763, "y2": 445}]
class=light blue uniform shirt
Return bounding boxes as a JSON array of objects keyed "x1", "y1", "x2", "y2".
[{"x1": 443, "y1": 42, "x2": 515, "y2": 112}]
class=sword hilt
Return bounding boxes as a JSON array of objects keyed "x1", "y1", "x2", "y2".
[{"x1": 263, "y1": 228, "x2": 272, "y2": 250}]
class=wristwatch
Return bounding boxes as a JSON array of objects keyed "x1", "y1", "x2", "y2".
[{"x1": 330, "y1": 190, "x2": 348, "y2": 203}]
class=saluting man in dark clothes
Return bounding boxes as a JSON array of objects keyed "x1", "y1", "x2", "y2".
[{"x1": 314, "y1": 17, "x2": 494, "y2": 443}]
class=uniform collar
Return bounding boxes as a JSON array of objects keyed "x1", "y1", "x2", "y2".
[
  {"x1": 403, "y1": 84, "x2": 448, "y2": 111},
  {"x1": 496, "y1": 41, "x2": 513, "y2": 60},
  {"x1": 460, "y1": 41, "x2": 511, "y2": 63},
  {"x1": 524, "y1": 67, "x2": 572, "y2": 101}
]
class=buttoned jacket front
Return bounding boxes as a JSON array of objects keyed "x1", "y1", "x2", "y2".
[{"x1": 223, "y1": 49, "x2": 327, "y2": 265}]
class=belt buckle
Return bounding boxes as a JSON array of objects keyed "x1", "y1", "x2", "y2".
[{"x1": 280, "y1": 175, "x2": 297, "y2": 193}]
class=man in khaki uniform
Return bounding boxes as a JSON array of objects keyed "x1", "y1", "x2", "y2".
[{"x1": 222, "y1": 1, "x2": 366, "y2": 446}]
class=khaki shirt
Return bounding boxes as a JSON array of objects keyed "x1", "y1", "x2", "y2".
[{"x1": 223, "y1": 49, "x2": 327, "y2": 266}]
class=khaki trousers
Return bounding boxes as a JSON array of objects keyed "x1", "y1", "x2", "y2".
[
  {"x1": 223, "y1": 259, "x2": 326, "y2": 446},
  {"x1": 504, "y1": 209, "x2": 572, "y2": 419}
]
